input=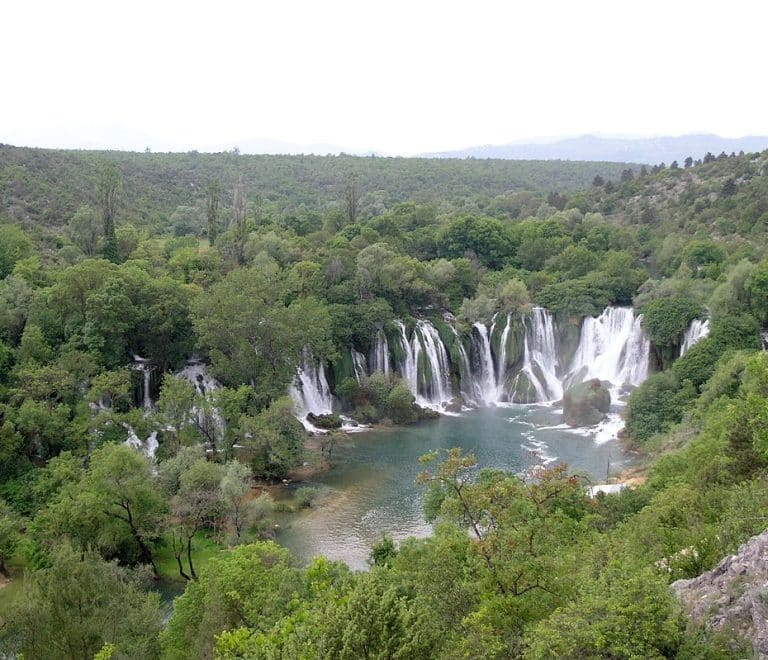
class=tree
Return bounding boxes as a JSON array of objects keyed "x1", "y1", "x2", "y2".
[
  {"x1": 97, "y1": 163, "x2": 123, "y2": 263},
  {"x1": 684, "y1": 156, "x2": 694, "y2": 168},
  {"x1": 206, "y1": 179, "x2": 221, "y2": 245},
  {"x1": 0, "y1": 498, "x2": 22, "y2": 577},
  {"x1": 81, "y1": 444, "x2": 167, "y2": 575},
  {"x1": 344, "y1": 174, "x2": 360, "y2": 225},
  {"x1": 219, "y1": 460, "x2": 254, "y2": 544},
  {"x1": 161, "y1": 542, "x2": 303, "y2": 659},
  {"x1": 170, "y1": 458, "x2": 224, "y2": 580},
  {"x1": 523, "y1": 565, "x2": 685, "y2": 659},
  {"x1": 6, "y1": 543, "x2": 163, "y2": 660},
  {"x1": 232, "y1": 176, "x2": 247, "y2": 264},
  {"x1": 67, "y1": 205, "x2": 101, "y2": 256},
  {"x1": 191, "y1": 267, "x2": 333, "y2": 397},
  {"x1": 592, "y1": 175, "x2": 605, "y2": 187},
  {"x1": 0, "y1": 225, "x2": 33, "y2": 279},
  {"x1": 722, "y1": 177, "x2": 737, "y2": 196},
  {"x1": 237, "y1": 397, "x2": 305, "y2": 479}
]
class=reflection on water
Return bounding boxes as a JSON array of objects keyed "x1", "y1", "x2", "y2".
[{"x1": 277, "y1": 405, "x2": 630, "y2": 570}]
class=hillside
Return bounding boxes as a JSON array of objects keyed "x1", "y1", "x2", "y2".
[{"x1": 0, "y1": 144, "x2": 632, "y2": 233}]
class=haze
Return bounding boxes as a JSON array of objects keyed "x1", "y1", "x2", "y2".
[{"x1": 3, "y1": 0, "x2": 767, "y2": 155}]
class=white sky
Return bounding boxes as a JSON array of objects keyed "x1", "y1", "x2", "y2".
[{"x1": 2, "y1": 0, "x2": 767, "y2": 155}]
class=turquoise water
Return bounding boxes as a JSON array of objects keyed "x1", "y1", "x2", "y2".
[{"x1": 277, "y1": 405, "x2": 631, "y2": 570}]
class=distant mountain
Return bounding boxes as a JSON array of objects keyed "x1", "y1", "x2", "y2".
[{"x1": 423, "y1": 134, "x2": 768, "y2": 164}]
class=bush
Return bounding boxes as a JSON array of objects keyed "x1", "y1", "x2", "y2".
[
  {"x1": 625, "y1": 372, "x2": 695, "y2": 444},
  {"x1": 640, "y1": 296, "x2": 701, "y2": 347}
]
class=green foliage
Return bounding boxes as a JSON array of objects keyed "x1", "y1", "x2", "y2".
[
  {"x1": 236, "y1": 396, "x2": 306, "y2": 479},
  {"x1": 625, "y1": 372, "x2": 694, "y2": 444},
  {"x1": 0, "y1": 225, "x2": 33, "y2": 280},
  {"x1": 161, "y1": 542, "x2": 303, "y2": 660},
  {"x1": 523, "y1": 565, "x2": 684, "y2": 659},
  {"x1": 3, "y1": 543, "x2": 163, "y2": 659},
  {"x1": 640, "y1": 296, "x2": 701, "y2": 347}
]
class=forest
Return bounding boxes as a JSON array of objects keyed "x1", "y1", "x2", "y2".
[{"x1": 1, "y1": 144, "x2": 768, "y2": 658}]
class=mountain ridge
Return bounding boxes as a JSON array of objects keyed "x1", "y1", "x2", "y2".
[{"x1": 422, "y1": 133, "x2": 768, "y2": 164}]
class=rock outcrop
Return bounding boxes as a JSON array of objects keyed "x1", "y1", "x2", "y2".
[
  {"x1": 562, "y1": 378, "x2": 610, "y2": 426},
  {"x1": 672, "y1": 529, "x2": 768, "y2": 656}
]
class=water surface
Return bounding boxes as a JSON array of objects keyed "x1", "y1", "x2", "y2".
[{"x1": 277, "y1": 405, "x2": 631, "y2": 570}]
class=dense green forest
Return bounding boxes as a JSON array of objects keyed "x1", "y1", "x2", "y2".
[{"x1": 1, "y1": 145, "x2": 768, "y2": 658}]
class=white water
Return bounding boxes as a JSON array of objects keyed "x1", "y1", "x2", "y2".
[
  {"x1": 289, "y1": 349, "x2": 334, "y2": 430},
  {"x1": 517, "y1": 308, "x2": 563, "y2": 403},
  {"x1": 471, "y1": 322, "x2": 497, "y2": 405},
  {"x1": 395, "y1": 321, "x2": 418, "y2": 395},
  {"x1": 125, "y1": 427, "x2": 159, "y2": 459},
  {"x1": 412, "y1": 320, "x2": 453, "y2": 409},
  {"x1": 177, "y1": 361, "x2": 225, "y2": 445},
  {"x1": 450, "y1": 325, "x2": 476, "y2": 406},
  {"x1": 495, "y1": 314, "x2": 512, "y2": 400},
  {"x1": 565, "y1": 307, "x2": 649, "y2": 391},
  {"x1": 351, "y1": 349, "x2": 367, "y2": 383},
  {"x1": 371, "y1": 329, "x2": 391, "y2": 376},
  {"x1": 680, "y1": 318, "x2": 710, "y2": 356},
  {"x1": 130, "y1": 356, "x2": 153, "y2": 410}
]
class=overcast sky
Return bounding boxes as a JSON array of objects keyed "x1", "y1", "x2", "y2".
[{"x1": 2, "y1": 1, "x2": 767, "y2": 155}]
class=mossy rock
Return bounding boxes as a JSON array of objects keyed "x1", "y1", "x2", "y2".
[
  {"x1": 563, "y1": 379, "x2": 610, "y2": 427},
  {"x1": 510, "y1": 371, "x2": 538, "y2": 404},
  {"x1": 307, "y1": 413, "x2": 343, "y2": 429}
]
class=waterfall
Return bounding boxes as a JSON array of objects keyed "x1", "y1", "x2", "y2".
[
  {"x1": 680, "y1": 318, "x2": 710, "y2": 356},
  {"x1": 289, "y1": 349, "x2": 334, "y2": 423},
  {"x1": 371, "y1": 329, "x2": 391, "y2": 376},
  {"x1": 412, "y1": 320, "x2": 453, "y2": 408},
  {"x1": 393, "y1": 320, "x2": 453, "y2": 409},
  {"x1": 125, "y1": 428, "x2": 159, "y2": 459},
  {"x1": 565, "y1": 307, "x2": 649, "y2": 389},
  {"x1": 177, "y1": 361, "x2": 222, "y2": 397},
  {"x1": 130, "y1": 356, "x2": 153, "y2": 410},
  {"x1": 351, "y1": 348, "x2": 368, "y2": 383},
  {"x1": 395, "y1": 321, "x2": 418, "y2": 395},
  {"x1": 471, "y1": 322, "x2": 497, "y2": 405},
  {"x1": 175, "y1": 360, "x2": 226, "y2": 450},
  {"x1": 495, "y1": 314, "x2": 512, "y2": 401},
  {"x1": 451, "y1": 326, "x2": 475, "y2": 406},
  {"x1": 517, "y1": 308, "x2": 563, "y2": 402}
]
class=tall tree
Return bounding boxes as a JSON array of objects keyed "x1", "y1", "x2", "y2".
[
  {"x1": 97, "y1": 164, "x2": 122, "y2": 263},
  {"x1": 206, "y1": 179, "x2": 221, "y2": 246},
  {"x1": 232, "y1": 177, "x2": 247, "y2": 264},
  {"x1": 344, "y1": 174, "x2": 360, "y2": 225}
]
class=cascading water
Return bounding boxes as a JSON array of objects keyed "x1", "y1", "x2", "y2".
[
  {"x1": 392, "y1": 320, "x2": 453, "y2": 409},
  {"x1": 289, "y1": 349, "x2": 334, "y2": 426},
  {"x1": 565, "y1": 307, "x2": 649, "y2": 390},
  {"x1": 412, "y1": 320, "x2": 453, "y2": 408},
  {"x1": 130, "y1": 356, "x2": 153, "y2": 410},
  {"x1": 351, "y1": 349, "x2": 368, "y2": 383},
  {"x1": 680, "y1": 318, "x2": 710, "y2": 356},
  {"x1": 371, "y1": 329, "x2": 391, "y2": 376},
  {"x1": 471, "y1": 322, "x2": 497, "y2": 405},
  {"x1": 177, "y1": 360, "x2": 225, "y2": 446},
  {"x1": 495, "y1": 314, "x2": 512, "y2": 400},
  {"x1": 516, "y1": 308, "x2": 563, "y2": 402},
  {"x1": 451, "y1": 326, "x2": 476, "y2": 406},
  {"x1": 395, "y1": 321, "x2": 418, "y2": 395}
]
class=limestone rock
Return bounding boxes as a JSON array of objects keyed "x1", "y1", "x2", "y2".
[
  {"x1": 562, "y1": 378, "x2": 610, "y2": 426},
  {"x1": 672, "y1": 529, "x2": 768, "y2": 656}
]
